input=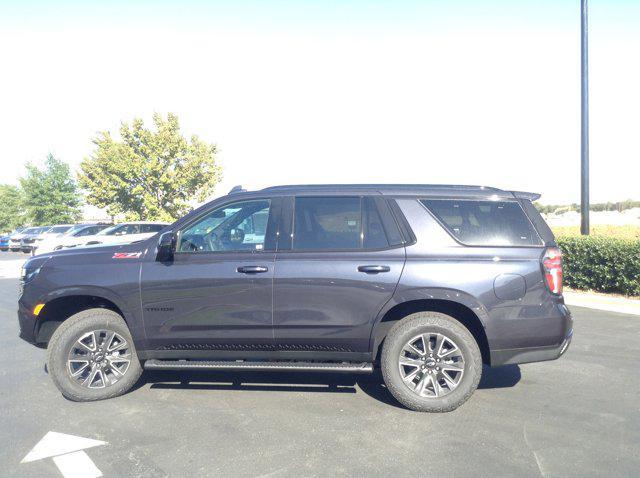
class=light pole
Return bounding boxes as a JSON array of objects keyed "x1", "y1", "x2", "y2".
[{"x1": 580, "y1": 0, "x2": 590, "y2": 235}]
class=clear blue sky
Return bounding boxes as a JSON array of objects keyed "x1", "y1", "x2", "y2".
[{"x1": 1, "y1": 0, "x2": 638, "y2": 204}]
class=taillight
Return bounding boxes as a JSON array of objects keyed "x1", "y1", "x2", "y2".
[{"x1": 542, "y1": 247, "x2": 563, "y2": 294}]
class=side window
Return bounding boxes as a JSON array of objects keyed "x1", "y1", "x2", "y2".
[
  {"x1": 179, "y1": 199, "x2": 271, "y2": 253},
  {"x1": 141, "y1": 224, "x2": 164, "y2": 233},
  {"x1": 77, "y1": 227, "x2": 98, "y2": 236},
  {"x1": 363, "y1": 197, "x2": 389, "y2": 248},
  {"x1": 293, "y1": 197, "x2": 361, "y2": 250},
  {"x1": 421, "y1": 199, "x2": 542, "y2": 246}
]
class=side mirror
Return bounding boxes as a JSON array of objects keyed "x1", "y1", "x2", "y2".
[{"x1": 156, "y1": 232, "x2": 176, "y2": 262}]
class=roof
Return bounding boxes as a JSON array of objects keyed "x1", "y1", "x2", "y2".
[{"x1": 232, "y1": 184, "x2": 536, "y2": 200}]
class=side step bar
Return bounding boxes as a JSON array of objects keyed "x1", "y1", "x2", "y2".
[{"x1": 144, "y1": 359, "x2": 374, "y2": 374}]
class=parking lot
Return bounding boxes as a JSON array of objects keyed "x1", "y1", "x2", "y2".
[{"x1": 1, "y1": 252, "x2": 638, "y2": 477}]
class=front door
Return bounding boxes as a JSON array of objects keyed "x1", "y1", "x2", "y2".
[
  {"x1": 140, "y1": 197, "x2": 277, "y2": 351},
  {"x1": 273, "y1": 196, "x2": 406, "y2": 354}
]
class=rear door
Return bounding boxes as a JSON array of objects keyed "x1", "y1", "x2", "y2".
[
  {"x1": 140, "y1": 197, "x2": 279, "y2": 351},
  {"x1": 273, "y1": 195, "x2": 406, "y2": 354}
]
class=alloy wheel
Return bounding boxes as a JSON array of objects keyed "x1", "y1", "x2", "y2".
[
  {"x1": 67, "y1": 330, "x2": 131, "y2": 389},
  {"x1": 398, "y1": 332, "x2": 465, "y2": 398}
]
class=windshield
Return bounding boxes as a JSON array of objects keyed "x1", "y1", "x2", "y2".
[
  {"x1": 63, "y1": 224, "x2": 87, "y2": 236},
  {"x1": 97, "y1": 224, "x2": 123, "y2": 236},
  {"x1": 23, "y1": 227, "x2": 47, "y2": 234},
  {"x1": 47, "y1": 226, "x2": 72, "y2": 234}
]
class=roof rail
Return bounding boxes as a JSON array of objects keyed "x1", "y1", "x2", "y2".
[
  {"x1": 229, "y1": 185, "x2": 247, "y2": 194},
  {"x1": 261, "y1": 184, "x2": 505, "y2": 192}
]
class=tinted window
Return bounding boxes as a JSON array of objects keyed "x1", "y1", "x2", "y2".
[
  {"x1": 141, "y1": 224, "x2": 165, "y2": 233},
  {"x1": 363, "y1": 197, "x2": 389, "y2": 248},
  {"x1": 49, "y1": 226, "x2": 71, "y2": 234},
  {"x1": 180, "y1": 199, "x2": 271, "y2": 253},
  {"x1": 421, "y1": 199, "x2": 542, "y2": 246},
  {"x1": 75, "y1": 226, "x2": 104, "y2": 236},
  {"x1": 293, "y1": 197, "x2": 361, "y2": 250}
]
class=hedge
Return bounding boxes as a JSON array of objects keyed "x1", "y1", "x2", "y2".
[{"x1": 557, "y1": 236, "x2": 640, "y2": 296}]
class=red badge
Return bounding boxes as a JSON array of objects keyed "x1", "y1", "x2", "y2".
[{"x1": 112, "y1": 252, "x2": 142, "y2": 259}]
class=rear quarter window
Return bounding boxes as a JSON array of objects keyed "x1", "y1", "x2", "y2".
[{"x1": 421, "y1": 199, "x2": 542, "y2": 246}]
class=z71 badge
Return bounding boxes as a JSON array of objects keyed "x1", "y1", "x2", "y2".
[{"x1": 112, "y1": 252, "x2": 142, "y2": 259}]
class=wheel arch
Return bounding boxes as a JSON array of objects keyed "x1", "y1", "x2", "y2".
[
  {"x1": 34, "y1": 289, "x2": 131, "y2": 346},
  {"x1": 372, "y1": 297, "x2": 491, "y2": 365}
]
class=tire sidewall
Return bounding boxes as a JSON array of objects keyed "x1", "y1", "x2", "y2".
[
  {"x1": 382, "y1": 312, "x2": 482, "y2": 412},
  {"x1": 48, "y1": 309, "x2": 142, "y2": 401}
]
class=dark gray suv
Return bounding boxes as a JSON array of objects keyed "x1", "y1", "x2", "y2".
[{"x1": 18, "y1": 184, "x2": 572, "y2": 412}]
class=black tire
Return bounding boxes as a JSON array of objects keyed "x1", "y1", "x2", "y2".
[
  {"x1": 47, "y1": 308, "x2": 143, "y2": 401},
  {"x1": 381, "y1": 312, "x2": 482, "y2": 412}
]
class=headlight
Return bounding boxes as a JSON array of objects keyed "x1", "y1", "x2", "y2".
[{"x1": 19, "y1": 264, "x2": 42, "y2": 284}]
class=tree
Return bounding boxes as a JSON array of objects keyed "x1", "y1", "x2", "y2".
[
  {"x1": 19, "y1": 154, "x2": 82, "y2": 225},
  {"x1": 0, "y1": 184, "x2": 25, "y2": 231},
  {"x1": 79, "y1": 113, "x2": 222, "y2": 222}
]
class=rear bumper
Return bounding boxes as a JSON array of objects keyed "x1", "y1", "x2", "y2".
[{"x1": 490, "y1": 326, "x2": 573, "y2": 366}]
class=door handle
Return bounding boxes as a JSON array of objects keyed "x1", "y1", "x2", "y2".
[
  {"x1": 237, "y1": 265, "x2": 269, "y2": 274},
  {"x1": 357, "y1": 265, "x2": 391, "y2": 274}
]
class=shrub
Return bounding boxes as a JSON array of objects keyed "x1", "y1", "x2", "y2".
[{"x1": 557, "y1": 236, "x2": 640, "y2": 296}]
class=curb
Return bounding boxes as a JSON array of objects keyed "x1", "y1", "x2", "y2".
[{"x1": 564, "y1": 291, "x2": 640, "y2": 316}]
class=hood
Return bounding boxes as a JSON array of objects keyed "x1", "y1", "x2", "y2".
[{"x1": 34, "y1": 238, "x2": 152, "y2": 261}]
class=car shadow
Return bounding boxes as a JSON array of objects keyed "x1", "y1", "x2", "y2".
[{"x1": 137, "y1": 364, "x2": 521, "y2": 409}]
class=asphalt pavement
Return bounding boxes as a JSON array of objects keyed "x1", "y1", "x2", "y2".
[{"x1": 0, "y1": 252, "x2": 638, "y2": 477}]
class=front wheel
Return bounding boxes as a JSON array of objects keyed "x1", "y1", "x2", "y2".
[
  {"x1": 381, "y1": 312, "x2": 482, "y2": 412},
  {"x1": 47, "y1": 308, "x2": 143, "y2": 401}
]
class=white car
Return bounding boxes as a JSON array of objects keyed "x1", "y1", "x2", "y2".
[
  {"x1": 57, "y1": 222, "x2": 169, "y2": 250},
  {"x1": 33, "y1": 223, "x2": 113, "y2": 255}
]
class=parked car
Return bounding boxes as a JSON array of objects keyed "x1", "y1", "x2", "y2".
[
  {"x1": 34, "y1": 223, "x2": 113, "y2": 255},
  {"x1": 8, "y1": 227, "x2": 29, "y2": 251},
  {"x1": 18, "y1": 184, "x2": 571, "y2": 412},
  {"x1": 17, "y1": 227, "x2": 51, "y2": 253},
  {"x1": 0, "y1": 231, "x2": 13, "y2": 251},
  {"x1": 52, "y1": 222, "x2": 168, "y2": 252},
  {"x1": 24, "y1": 224, "x2": 75, "y2": 254}
]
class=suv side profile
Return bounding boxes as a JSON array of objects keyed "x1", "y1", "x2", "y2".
[{"x1": 18, "y1": 185, "x2": 572, "y2": 412}]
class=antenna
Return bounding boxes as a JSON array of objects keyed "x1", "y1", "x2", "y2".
[{"x1": 229, "y1": 185, "x2": 246, "y2": 194}]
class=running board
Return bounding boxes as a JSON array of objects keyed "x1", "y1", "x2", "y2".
[{"x1": 144, "y1": 359, "x2": 374, "y2": 373}]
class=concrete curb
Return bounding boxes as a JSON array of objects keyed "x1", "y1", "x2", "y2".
[{"x1": 564, "y1": 291, "x2": 640, "y2": 316}]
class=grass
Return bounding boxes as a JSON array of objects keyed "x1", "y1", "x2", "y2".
[{"x1": 552, "y1": 225, "x2": 640, "y2": 240}]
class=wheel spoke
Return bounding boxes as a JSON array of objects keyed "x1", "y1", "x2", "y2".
[
  {"x1": 434, "y1": 334, "x2": 445, "y2": 357},
  {"x1": 69, "y1": 360, "x2": 90, "y2": 377},
  {"x1": 68, "y1": 329, "x2": 131, "y2": 389},
  {"x1": 398, "y1": 331, "x2": 465, "y2": 399},
  {"x1": 440, "y1": 361, "x2": 464, "y2": 372},
  {"x1": 438, "y1": 344, "x2": 460, "y2": 359},
  {"x1": 77, "y1": 332, "x2": 97, "y2": 352},
  {"x1": 399, "y1": 357, "x2": 423, "y2": 368},
  {"x1": 440, "y1": 371, "x2": 457, "y2": 389},
  {"x1": 430, "y1": 374, "x2": 440, "y2": 397}
]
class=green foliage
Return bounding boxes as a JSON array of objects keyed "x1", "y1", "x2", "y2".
[
  {"x1": 79, "y1": 113, "x2": 222, "y2": 222},
  {"x1": 535, "y1": 200, "x2": 640, "y2": 214},
  {"x1": 19, "y1": 154, "x2": 82, "y2": 226},
  {"x1": 0, "y1": 184, "x2": 26, "y2": 231},
  {"x1": 557, "y1": 236, "x2": 640, "y2": 296}
]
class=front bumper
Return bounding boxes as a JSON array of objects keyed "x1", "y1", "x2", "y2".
[{"x1": 18, "y1": 301, "x2": 38, "y2": 345}]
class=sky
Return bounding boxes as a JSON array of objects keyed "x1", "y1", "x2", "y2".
[{"x1": 0, "y1": 0, "x2": 638, "y2": 206}]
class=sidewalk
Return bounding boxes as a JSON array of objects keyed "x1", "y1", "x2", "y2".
[{"x1": 564, "y1": 290, "x2": 640, "y2": 316}]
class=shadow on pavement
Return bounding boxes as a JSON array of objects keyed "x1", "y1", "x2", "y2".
[{"x1": 137, "y1": 364, "x2": 521, "y2": 408}]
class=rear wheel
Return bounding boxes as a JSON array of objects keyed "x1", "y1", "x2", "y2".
[
  {"x1": 381, "y1": 312, "x2": 482, "y2": 412},
  {"x1": 47, "y1": 308, "x2": 142, "y2": 401}
]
